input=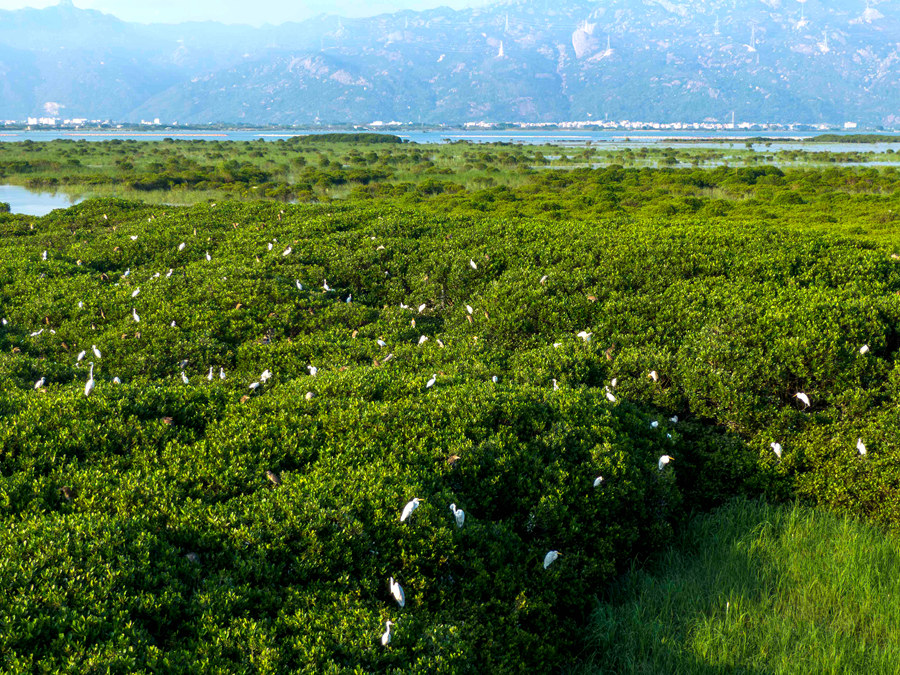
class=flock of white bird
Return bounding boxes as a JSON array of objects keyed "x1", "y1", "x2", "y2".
[{"x1": 13, "y1": 239, "x2": 875, "y2": 648}]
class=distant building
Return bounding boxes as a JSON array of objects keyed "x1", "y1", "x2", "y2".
[{"x1": 844, "y1": 121, "x2": 858, "y2": 129}]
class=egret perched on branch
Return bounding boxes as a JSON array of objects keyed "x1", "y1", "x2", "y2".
[
  {"x1": 418, "y1": 303, "x2": 427, "y2": 314},
  {"x1": 543, "y1": 550, "x2": 560, "y2": 569},
  {"x1": 552, "y1": 378, "x2": 559, "y2": 390},
  {"x1": 795, "y1": 392, "x2": 811, "y2": 408},
  {"x1": 260, "y1": 369, "x2": 272, "y2": 383},
  {"x1": 540, "y1": 275, "x2": 548, "y2": 284},
  {"x1": 426, "y1": 374, "x2": 437, "y2": 389},
  {"x1": 466, "y1": 305, "x2": 473, "y2": 315},
  {"x1": 112, "y1": 377, "x2": 121, "y2": 385},
  {"x1": 30, "y1": 329, "x2": 44, "y2": 337},
  {"x1": 771, "y1": 442, "x2": 782, "y2": 459},
  {"x1": 77, "y1": 350, "x2": 86, "y2": 362},
  {"x1": 42, "y1": 250, "x2": 47, "y2": 260},
  {"x1": 651, "y1": 420, "x2": 659, "y2": 428},
  {"x1": 131, "y1": 288, "x2": 140, "y2": 298},
  {"x1": 249, "y1": 382, "x2": 260, "y2": 391},
  {"x1": 857, "y1": 438, "x2": 867, "y2": 456},
  {"x1": 205, "y1": 251, "x2": 211, "y2": 262},
  {"x1": 323, "y1": 279, "x2": 331, "y2": 291},
  {"x1": 178, "y1": 242, "x2": 186, "y2": 251},
  {"x1": 860, "y1": 344, "x2": 870, "y2": 355},
  {"x1": 181, "y1": 371, "x2": 189, "y2": 384},
  {"x1": 418, "y1": 335, "x2": 428, "y2": 346},
  {"x1": 469, "y1": 259, "x2": 477, "y2": 270},
  {"x1": 132, "y1": 308, "x2": 140, "y2": 323},
  {"x1": 207, "y1": 367, "x2": 214, "y2": 381},
  {"x1": 307, "y1": 365, "x2": 318, "y2": 377},
  {"x1": 377, "y1": 339, "x2": 387, "y2": 348},
  {"x1": 450, "y1": 503, "x2": 465, "y2": 527},
  {"x1": 648, "y1": 370, "x2": 659, "y2": 383},
  {"x1": 593, "y1": 476, "x2": 604, "y2": 487},
  {"x1": 605, "y1": 389, "x2": 616, "y2": 403},
  {"x1": 282, "y1": 246, "x2": 292, "y2": 256},
  {"x1": 84, "y1": 363, "x2": 94, "y2": 397},
  {"x1": 381, "y1": 620, "x2": 394, "y2": 646},
  {"x1": 295, "y1": 280, "x2": 303, "y2": 290},
  {"x1": 577, "y1": 331, "x2": 592, "y2": 342},
  {"x1": 389, "y1": 578, "x2": 405, "y2": 608},
  {"x1": 658, "y1": 455, "x2": 674, "y2": 471},
  {"x1": 400, "y1": 498, "x2": 422, "y2": 522},
  {"x1": 129, "y1": 235, "x2": 138, "y2": 241},
  {"x1": 34, "y1": 377, "x2": 45, "y2": 389},
  {"x1": 166, "y1": 269, "x2": 173, "y2": 278},
  {"x1": 92, "y1": 345, "x2": 101, "y2": 358}
]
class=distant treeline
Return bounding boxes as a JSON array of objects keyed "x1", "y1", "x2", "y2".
[
  {"x1": 291, "y1": 133, "x2": 404, "y2": 144},
  {"x1": 810, "y1": 134, "x2": 900, "y2": 143}
]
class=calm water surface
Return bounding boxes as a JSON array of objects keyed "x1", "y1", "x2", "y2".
[{"x1": 0, "y1": 185, "x2": 83, "y2": 216}]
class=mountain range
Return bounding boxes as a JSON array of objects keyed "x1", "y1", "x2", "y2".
[{"x1": 1, "y1": 0, "x2": 898, "y2": 125}]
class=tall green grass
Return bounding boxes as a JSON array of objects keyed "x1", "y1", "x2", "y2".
[{"x1": 580, "y1": 499, "x2": 900, "y2": 674}]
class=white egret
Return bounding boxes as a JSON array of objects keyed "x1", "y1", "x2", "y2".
[
  {"x1": 205, "y1": 251, "x2": 211, "y2": 262},
  {"x1": 30, "y1": 329, "x2": 44, "y2": 337},
  {"x1": 166, "y1": 269, "x2": 173, "y2": 278},
  {"x1": 282, "y1": 246, "x2": 292, "y2": 256},
  {"x1": 1, "y1": 318, "x2": 7, "y2": 326},
  {"x1": 648, "y1": 370, "x2": 659, "y2": 382},
  {"x1": 295, "y1": 280, "x2": 303, "y2": 290},
  {"x1": 178, "y1": 242, "x2": 185, "y2": 251},
  {"x1": 377, "y1": 339, "x2": 387, "y2": 348},
  {"x1": 129, "y1": 235, "x2": 138, "y2": 241},
  {"x1": 34, "y1": 377, "x2": 45, "y2": 389},
  {"x1": 651, "y1": 420, "x2": 659, "y2": 428},
  {"x1": 492, "y1": 375, "x2": 499, "y2": 383},
  {"x1": 466, "y1": 305, "x2": 473, "y2": 315},
  {"x1": 381, "y1": 620, "x2": 394, "y2": 646},
  {"x1": 260, "y1": 369, "x2": 272, "y2": 383},
  {"x1": 152, "y1": 272, "x2": 160, "y2": 279},
  {"x1": 857, "y1": 438, "x2": 867, "y2": 456},
  {"x1": 112, "y1": 377, "x2": 121, "y2": 385},
  {"x1": 77, "y1": 350, "x2": 86, "y2": 362},
  {"x1": 658, "y1": 455, "x2": 674, "y2": 471},
  {"x1": 219, "y1": 367, "x2": 226, "y2": 380},
  {"x1": 470, "y1": 259, "x2": 477, "y2": 270},
  {"x1": 426, "y1": 374, "x2": 437, "y2": 389},
  {"x1": 400, "y1": 302, "x2": 409, "y2": 309},
  {"x1": 382, "y1": 353, "x2": 394, "y2": 364},
  {"x1": 670, "y1": 415, "x2": 678, "y2": 423},
  {"x1": 170, "y1": 321, "x2": 177, "y2": 328},
  {"x1": 450, "y1": 503, "x2": 465, "y2": 527},
  {"x1": 123, "y1": 269, "x2": 130, "y2": 277},
  {"x1": 436, "y1": 339, "x2": 444, "y2": 348},
  {"x1": 84, "y1": 363, "x2": 94, "y2": 397},
  {"x1": 78, "y1": 301, "x2": 84, "y2": 309},
  {"x1": 92, "y1": 345, "x2": 101, "y2": 358},
  {"x1": 593, "y1": 476, "x2": 604, "y2": 488},
  {"x1": 181, "y1": 371, "x2": 189, "y2": 384},
  {"x1": 131, "y1": 288, "x2": 140, "y2": 298},
  {"x1": 605, "y1": 389, "x2": 616, "y2": 403},
  {"x1": 543, "y1": 550, "x2": 560, "y2": 569},
  {"x1": 860, "y1": 344, "x2": 870, "y2": 355},
  {"x1": 323, "y1": 279, "x2": 331, "y2": 291},
  {"x1": 540, "y1": 275, "x2": 548, "y2": 284},
  {"x1": 418, "y1": 335, "x2": 428, "y2": 346},
  {"x1": 771, "y1": 442, "x2": 782, "y2": 459},
  {"x1": 268, "y1": 242, "x2": 273, "y2": 251},
  {"x1": 249, "y1": 382, "x2": 260, "y2": 391},
  {"x1": 552, "y1": 379, "x2": 559, "y2": 390},
  {"x1": 42, "y1": 250, "x2": 47, "y2": 260},
  {"x1": 180, "y1": 360, "x2": 189, "y2": 369},
  {"x1": 610, "y1": 378, "x2": 618, "y2": 388},
  {"x1": 346, "y1": 295, "x2": 352, "y2": 304},
  {"x1": 400, "y1": 498, "x2": 422, "y2": 522},
  {"x1": 577, "y1": 331, "x2": 592, "y2": 342},
  {"x1": 307, "y1": 365, "x2": 318, "y2": 377},
  {"x1": 207, "y1": 367, "x2": 214, "y2": 381},
  {"x1": 795, "y1": 392, "x2": 811, "y2": 408},
  {"x1": 389, "y1": 577, "x2": 405, "y2": 608},
  {"x1": 418, "y1": 303, "x2": 427, "y2": 313}
]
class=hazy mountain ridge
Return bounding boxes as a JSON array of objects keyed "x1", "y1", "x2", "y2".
[{"x1": 1, "y1": 0, "x2": 898, "y2": 124}]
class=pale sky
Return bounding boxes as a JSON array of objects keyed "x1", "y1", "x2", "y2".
[{"x1": 0, "y1": 0, "x2": 493, "y2": 25}]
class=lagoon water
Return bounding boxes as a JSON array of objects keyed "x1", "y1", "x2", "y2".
[{"x1": 0, "y1": 184, "x2": 83, "y2": 216}]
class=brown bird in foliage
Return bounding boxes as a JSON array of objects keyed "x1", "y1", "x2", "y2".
[
  {"x1": 60, "y1": 486, "x2": 75, "y2": 501},
  {"x1": 266, "y1": 470, "x2": 282, "y2": 486}
]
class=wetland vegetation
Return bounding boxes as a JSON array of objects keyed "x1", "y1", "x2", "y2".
[{"x1": 3, "y1": 136, "x2": 900, "y2": 672}]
